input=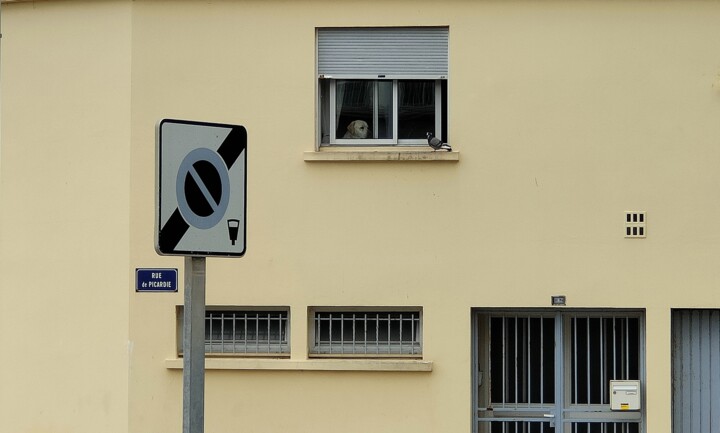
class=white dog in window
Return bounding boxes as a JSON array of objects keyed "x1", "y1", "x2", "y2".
[{"x1": 343, "y1": 120, "x2": 369, "y2": 139}]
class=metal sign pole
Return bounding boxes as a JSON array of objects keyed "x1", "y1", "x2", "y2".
[{"x1": 183, "y1": 256, "x2": 206, "y2": 433}]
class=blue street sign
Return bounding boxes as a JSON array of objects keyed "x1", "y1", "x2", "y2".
[{"x1": 136, "y1": 268, "x2": 178, "y2": 292}]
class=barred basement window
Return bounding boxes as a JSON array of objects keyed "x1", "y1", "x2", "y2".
[
  {"x1": 177, "y1": 307, "x2": 290, "y2": 357},
  {"x1": 310, "y1": 308, "x2": 422, "y2": 357}
]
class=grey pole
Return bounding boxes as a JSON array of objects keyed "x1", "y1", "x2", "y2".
[{"x1": 183, "y1": 256, "x2": 206, "y2": 433}]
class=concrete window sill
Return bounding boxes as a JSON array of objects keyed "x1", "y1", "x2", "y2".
[
  {"x1": 304, "y1": 147, "x2": 459, "y2": 162},
  {"x1": 165, "y1": 358, "x2": 433, "y2": 372}
]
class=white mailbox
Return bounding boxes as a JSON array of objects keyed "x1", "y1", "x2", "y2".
[{"x1": 610, "y1": 380, "x2": 641, "y2": 411}]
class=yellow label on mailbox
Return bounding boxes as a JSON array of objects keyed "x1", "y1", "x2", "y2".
[{"x1": 620, "y1": 403, "x2": 629, "y2": 410}]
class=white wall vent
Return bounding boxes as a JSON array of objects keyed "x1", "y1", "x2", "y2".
[{"x1": 625, "y1": 211, "x2": 646, "y2": 238}]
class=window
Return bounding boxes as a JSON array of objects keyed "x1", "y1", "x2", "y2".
[
  {"x1": 317, "y1": 27, "x2": 448, "y2": 147},
  {"x1": 473, "y1": 310, "x2": 645, "y2": 433},
  {"x1": 310, "y1": 308, "x2": 422, "y2": 357},
  {"x1": 177, "y1": 307, "x2": 290, "y2": 357}
]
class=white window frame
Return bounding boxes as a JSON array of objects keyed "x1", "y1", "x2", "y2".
[
  {"x1": 325, "y1": 79, "x2": 443, "y2": 147},
  {"x1": 317, "y1": 27, "x2": 448, "y2": 148}
]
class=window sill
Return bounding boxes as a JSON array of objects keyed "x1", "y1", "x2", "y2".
[
  {"x1": 165, "y1": 358, "x2": 433, "y2": 372},
  {"x1": 304, "y1": 147, "x2": 459, "y2": 162}
]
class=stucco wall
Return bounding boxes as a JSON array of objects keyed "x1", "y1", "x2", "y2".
[
  {"x1": 2, "y1": 0, "x2": 720, "y2": 432},
  {"x1": 0, "y1": 1, "x2": 132, "y2": 433}
]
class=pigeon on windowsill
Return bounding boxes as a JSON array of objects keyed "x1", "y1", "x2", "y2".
[{"x1": 426, "y1": 132, "x2": 452, "y2": 151}]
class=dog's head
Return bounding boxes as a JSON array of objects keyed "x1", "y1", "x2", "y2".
[{"x1": 345, "y1": 120, "x2": 369, "y2": 139}]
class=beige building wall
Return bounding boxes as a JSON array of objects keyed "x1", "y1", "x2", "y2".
[
  {"x1": 2, "y1": 0, "x2": 720, "y2": 432},
  {"x1": 0, "y1": 1, "x2": 132, "y2": 433}
]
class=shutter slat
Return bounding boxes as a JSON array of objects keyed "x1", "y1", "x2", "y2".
[{"x1": 318, "y1": 27, "x2": 448, "y2": 77}]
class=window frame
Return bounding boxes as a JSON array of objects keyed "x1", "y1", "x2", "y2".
[
  {"x1": 316, "y1": 26, "x2": 448, "y2": 149},
  {"x1": 308, "y1": 307, "x2": 423, "y2": 358},
  {"x1": 176, "y1": 306, "x2": 290, "y2": 358},
  {"x1": 323, "y1": 78, "x2": 443, "y2": 147}
]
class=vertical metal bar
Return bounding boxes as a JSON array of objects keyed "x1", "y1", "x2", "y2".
[
  {"x1": 183, "y1": 256, "x2": 206, "y2": 433},
  {"x1": 255, "y1": 313, "x2": 260, "y2": 353},
  {"x1": 502, "y1": 317, "x2": 507, "y2": 406},
  {"x1": 573, "y1": 316, "x2": 578, "y2": 405},
  {"x1": 625, "y1": 317, "x2": 630, "y2": 379},
  {"x1": 364, "y1": 313, "x2": 368, "y2": 355},
  {"x1": 243, "y1": 313, "x2": 248, "y2": 353},
  {"x1": 515, "y1": 315, "x2": 519, "y2": 405},
  {"x1": 352, "y1": 313, "x2": 356, "y2": 354},
  {"x1": 329, "y1": 313, "x2": 333, "y2": 353},
  {"x1": 554, "y1": 313, "x2": 564, "y2": 429},
  {"x1": 600, "y1": 318, "x2": 605, "y2": 403},
  {"x1": 266, "y1": 312, "x2": 271, "y2": 353},
  {"x1": 527, "y1": 317, "x2": 531, "y2": 406},
  {"x1": 400, "y1": 313, "x2": 404, "y2": 354},
  {"x1": 541, "y1": 317, "x2": 544, "y2": 405},
  {"x1": 586, "y1": 316, "x2": 590, "y2": 406},
  {"x1": 219, "y1": 313, "x2": 225, "y2": 354},
  {"x1": 340, "y1": 313, "x2": 345, "y2": 353},
  {"x1": 411, "y1": 313, "x2": 416, "y2": 355},
  {"x1": 612, "y1": 318, "x2": 617, "y2": 379}
]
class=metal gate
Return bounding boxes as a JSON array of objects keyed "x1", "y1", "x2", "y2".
[
  {"x1": 473, "y1": 310, "x2": 644, "y2": 433},
  {"x1": 672, "y1": 309, "x2": 720, "y2": 433}
]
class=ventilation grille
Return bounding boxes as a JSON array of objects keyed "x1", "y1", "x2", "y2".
[{"x1": 625, "y1": 212, "x2": 646, "y2": 238}]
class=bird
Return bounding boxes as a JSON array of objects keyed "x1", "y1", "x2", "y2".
[{"x1": 426, "y1": 132, "x2": 452, "y2": 151}]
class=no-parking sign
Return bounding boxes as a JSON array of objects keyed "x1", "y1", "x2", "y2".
[{"x1": 155, "y1": 119, "x2": 247, "y2": 257}]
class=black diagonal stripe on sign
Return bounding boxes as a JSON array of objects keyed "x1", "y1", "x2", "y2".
[
  {"x1": 216, "y1": 126, "x2": 246, "y2": 169},
  {"x1": 158, "y1": 208, "x2": 190, "y2": 253}
]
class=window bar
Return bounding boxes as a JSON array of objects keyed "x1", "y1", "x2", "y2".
[
  {"x1": 540, "y1": 317, "x2": 544, "y2": 405},
  {"x1": 363, "y1": 313, "x2": 368, "y2": 355},
  {"x1": 266, "y1": 313, "x2": 271, "y2": 353},
  {"x1": 625, "y1": 317, "x2": 630, "y2": 379},
  {"x1": 351, "y1": 313, "x2": 356, "y2": 354},
  {"x1": 411, "y1": 313, "x2": 415, "y2": 355},
  {"x1": 243, "y1": 313, "x2": 248, "y2": 353},
  {"x1": 600, "y1": 317, "x2": 605, "y2": 403},
  {"x1": 574, "y1": 316, "x2": 578, "y2": 405},
  {"x1": 612, "y1": 317, "x2": 617, "y2": 380},
  {"x1": 587, "y1": 316, "x2": 591, "y2": 406},
  {"x1": 527, "y1": 317, "x2": 531, "y2": 406},
  {"x1": 514, "y1": 315, "x2": 519, "y2": 405},
  {"x1": 399, "y1": 313, "x2": 404, "y2": 355},
  {"x1": 340, "y1": 313, "x2": 345, "y2": 354},
  {"x1": 207, "y1": 314, "x2": 213, "y2": 353},
  {"x1": 375, "y1": 314, "x2": 380, "y2": 354},
  {"x1": 328, "y1": 313, "x2": 333, "y2": 353},
  {"x1": 220, "y1": 312, "x2": 226, "y2": 354},
  {"x1": 387, "y1": 312, "x2": 391, "y2": 355},
  {"x1": 502, "y1": 317, "x2": 508, "y2": 407},
  {"x1": 315, "y1": 313, "x2": 320, "y2": 352},
  {"x1": 255, "y1": 313, "x2": 260, "y2": 354}
]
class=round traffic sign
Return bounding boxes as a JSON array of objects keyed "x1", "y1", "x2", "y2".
[{"x1": 176, "y1": 147, "x2": 230, "y2": 230}]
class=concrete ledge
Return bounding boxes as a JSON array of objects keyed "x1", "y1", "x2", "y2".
[
  {"x1": 304, "y1": 148, "x2": 459, "y2": 162},
  {"x1": 165, "y1": 358, "x2": 433, "y2": 372}
]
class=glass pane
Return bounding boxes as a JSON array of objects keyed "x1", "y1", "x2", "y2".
[
  {"x1": 336, "y1": 80, "x2": 393, "y2": 140},
  {"x1": 336, "y1": 80, "x2": 372, "y2": 139},
  {"x1": 398, "y1": 80, "x2": 435, "y2": 139}
]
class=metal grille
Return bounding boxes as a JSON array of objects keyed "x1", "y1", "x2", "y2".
[
  {"x1": 475, "y1": 311, "x2": 644, "y2": 433},
  {"x1": 178, "y1": 309, "x2": 289, "y2": 356},
  {"x1": 569, "y1": 315, "x2": 640, "y2": 405},
  {"x1": 568, "y1": 423, "x2": 639, "y2": 433},
  {"x1": 311, "y1": 310, "x2": 421, "y2": 356},
  {"x1": 485, "y1": 421, "x2": 555, "y2": 433}
]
